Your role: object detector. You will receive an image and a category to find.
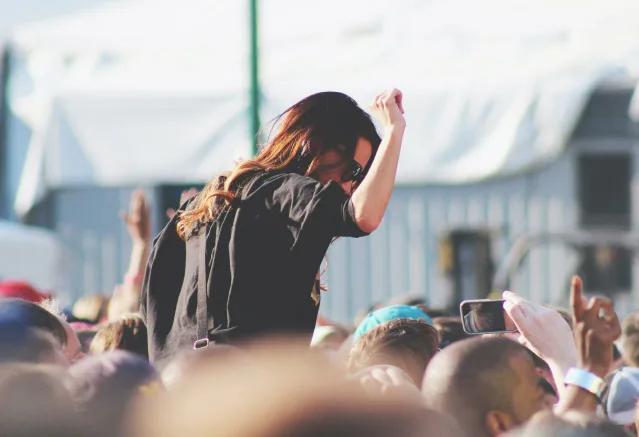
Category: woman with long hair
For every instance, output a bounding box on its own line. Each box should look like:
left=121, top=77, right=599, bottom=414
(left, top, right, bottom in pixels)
left=141, top=89, right=406, bottom=365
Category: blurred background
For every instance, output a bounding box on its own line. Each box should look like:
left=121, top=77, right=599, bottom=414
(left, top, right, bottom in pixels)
left=3, top=0, right=639, bottom=323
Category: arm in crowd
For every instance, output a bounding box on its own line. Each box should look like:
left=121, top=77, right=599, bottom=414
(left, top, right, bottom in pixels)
left=554, top=276, right=621, bottom=415
left=108, top=189, right=151, bottom=320
left=350, top=89, right=405, bottom=233
left=503, top=290, right=577, bottom=400
left=121, top=189, right=151, bottom=285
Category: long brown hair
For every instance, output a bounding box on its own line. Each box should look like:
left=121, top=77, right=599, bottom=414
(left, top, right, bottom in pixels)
left=177, top=91, right=381, bottom=239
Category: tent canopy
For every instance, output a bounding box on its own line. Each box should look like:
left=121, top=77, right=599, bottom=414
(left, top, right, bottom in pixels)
left=8, top=0, right=639, bottom=214
left=0, top=220, right=71, bottom=300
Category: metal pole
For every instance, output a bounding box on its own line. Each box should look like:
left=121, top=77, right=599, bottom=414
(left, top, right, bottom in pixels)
left=0, top=46, right=11, bottom=219
left=249, top=0, right=260, bottom=156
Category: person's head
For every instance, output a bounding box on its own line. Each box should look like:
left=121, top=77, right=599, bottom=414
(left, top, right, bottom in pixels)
left=506, top=410, right=629, bottom=437
left=0, top=323, right=68, bottom=365
left=177, top=91, right=381, bottom=239
left=0, top=363, right=81, bottom=436
left=0, top=298, right=67, bottom=348
left=39, top=299, right=85, bottom=364
left=526, top=350, right=559, bottom=408
left=90, top=313, right=148, bottom=359
left=431, top=316, right=471, bottom=348
left=622, top=312, right=639, bottom=367
left=348, top=319, right=439, bottom=386
left=67, top=350, right=159, bottom=437
left=353, top=304, right=434, bottom=342
left=602, top=367, right=639, bottom=431
left=131, top=340, right=457, bottom=437
left=422, top=336, right=547, bottom=437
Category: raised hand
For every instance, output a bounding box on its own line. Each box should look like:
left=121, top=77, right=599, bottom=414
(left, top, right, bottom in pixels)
left=371, top=88, right=405, bottom=129
left=570, top=275, right=621, bottom=378
left=121, top=189, right=151, bottom=244
left=353, top=364, right=422, bottom=402
left=503, top=290, right=576, bottom=397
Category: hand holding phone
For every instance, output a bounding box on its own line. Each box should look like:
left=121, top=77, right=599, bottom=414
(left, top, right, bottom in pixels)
left=503, top=290, right=577, bottom=399
left=459, top=299, right=517, bottom=334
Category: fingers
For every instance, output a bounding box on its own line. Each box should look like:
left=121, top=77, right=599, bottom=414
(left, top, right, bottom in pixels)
left=586, top=296, right=612, bottom=319
left=385, top=366, right=413, bottom=387
left=570, top=275, right=584, bottom=324
left=589, top=298, right=621, bottom=340
left=503, top=301, right=528, bottom=335
left=574, top=321, right=587, bottom=361
left=502, top=290, right=527, bottom=305
left=390, top=89, right=404, bottom=114
left=373, top=89, right=404, bottom=111
left=503, top=291, right=531, bottom=333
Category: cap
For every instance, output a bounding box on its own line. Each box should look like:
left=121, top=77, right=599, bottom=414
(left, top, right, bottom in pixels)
left=0, top=281, right=50, bottom=303
left=353, top=305, right=433, bottom=341
left=603, top=367, right=639, bottom=425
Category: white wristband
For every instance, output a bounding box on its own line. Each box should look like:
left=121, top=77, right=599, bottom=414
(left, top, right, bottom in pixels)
left=564, top=367, right=606, bottom=399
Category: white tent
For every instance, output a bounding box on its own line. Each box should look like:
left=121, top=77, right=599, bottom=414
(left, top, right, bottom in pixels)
left=0, top=220, right=71, bottom=301
left=8, top=0, right=639, bottom=215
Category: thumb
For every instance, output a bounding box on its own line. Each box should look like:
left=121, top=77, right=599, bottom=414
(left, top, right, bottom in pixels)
left=394, top=92, right=404, bottom=114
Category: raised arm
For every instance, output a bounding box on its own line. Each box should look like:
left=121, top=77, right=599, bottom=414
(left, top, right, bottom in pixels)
left=350, top=89, right=405, bottom=233
left=555, top=276, right=621, bottom=414
left=121, top=189, right=151, bottom=285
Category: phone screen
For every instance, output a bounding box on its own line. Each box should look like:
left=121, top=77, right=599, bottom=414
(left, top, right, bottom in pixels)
left=459, top=299, right=517, bottom=334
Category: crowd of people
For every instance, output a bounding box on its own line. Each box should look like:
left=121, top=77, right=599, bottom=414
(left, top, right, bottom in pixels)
left=2, top=89, right=639, bottom=437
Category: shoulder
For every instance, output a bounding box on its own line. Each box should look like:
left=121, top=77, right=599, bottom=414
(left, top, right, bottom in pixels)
left=244, top=172, right=324, bottom=198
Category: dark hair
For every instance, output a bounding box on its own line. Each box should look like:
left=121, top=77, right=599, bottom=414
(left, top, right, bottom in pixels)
left=177, top=91, right=381, bottom=239
left=347, top=319, right=439, bottom=386
left=90, top=314, right=148, bottom=359
left=431, top=316, right=470, bottom=348
left=0, top=298, right=67, bottom=346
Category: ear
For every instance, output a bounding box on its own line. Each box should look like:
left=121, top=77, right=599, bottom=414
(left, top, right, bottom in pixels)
left=485, top=410, right=516, bottom=437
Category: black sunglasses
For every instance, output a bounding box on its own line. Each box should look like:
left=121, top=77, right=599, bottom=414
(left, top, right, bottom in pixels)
left=341, top=160, right=365, bottom=184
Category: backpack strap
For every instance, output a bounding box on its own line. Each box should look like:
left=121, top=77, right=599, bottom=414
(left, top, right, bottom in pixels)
left=193, top=227, right=211, bottom=349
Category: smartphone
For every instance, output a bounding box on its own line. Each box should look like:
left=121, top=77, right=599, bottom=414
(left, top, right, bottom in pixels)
left=459, top=299, right=517, bottom=334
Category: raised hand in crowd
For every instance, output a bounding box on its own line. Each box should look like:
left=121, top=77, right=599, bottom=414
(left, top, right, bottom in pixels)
left=109, top=189, right=152, bottom=320
left=120, top=189, right=151, bottom=244
left=353, top=364, right=423, bottom=403
left=571, top=275, right=621, bottom=378
left=503, top=290, right=577, bottom=399
left=556, top=275, right=621, bottom=414
left=348, top=89, right=405, bottom=232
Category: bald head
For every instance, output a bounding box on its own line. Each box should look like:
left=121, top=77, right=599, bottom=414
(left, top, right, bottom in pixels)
left=422, top=337, right=545, bottom=437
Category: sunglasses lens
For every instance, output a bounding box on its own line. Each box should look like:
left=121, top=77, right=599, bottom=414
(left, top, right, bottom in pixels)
left=343, top=161, right=363, bottom=183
